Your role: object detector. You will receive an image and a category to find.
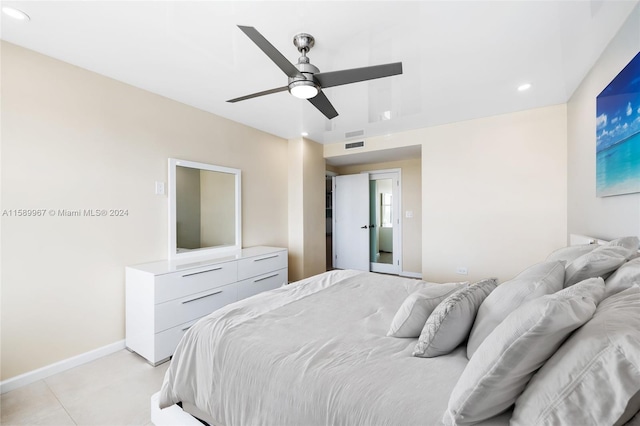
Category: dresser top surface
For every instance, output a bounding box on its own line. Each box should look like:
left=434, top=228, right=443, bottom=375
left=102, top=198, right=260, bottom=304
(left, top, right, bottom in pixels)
left=127, top=246, right=286, bottom=275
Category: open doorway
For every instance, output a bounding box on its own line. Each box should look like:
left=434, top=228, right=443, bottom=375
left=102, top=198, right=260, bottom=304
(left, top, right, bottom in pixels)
left=331, top=169, right=401, bottom=275
left=325, top=144, right=422, bottom=277
left=325, top=171, right=336, bottom=271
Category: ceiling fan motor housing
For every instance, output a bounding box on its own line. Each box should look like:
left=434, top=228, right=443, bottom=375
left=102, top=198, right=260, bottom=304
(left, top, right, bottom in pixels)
left=288, top=33, right=320, bottom=96
left=289, top=56, right=320, bottom=96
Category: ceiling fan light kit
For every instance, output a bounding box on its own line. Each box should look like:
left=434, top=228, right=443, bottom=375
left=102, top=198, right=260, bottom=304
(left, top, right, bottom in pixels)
left=289, top=81, right=319, bottom=99
left=228, top=26, right=403, bottom=120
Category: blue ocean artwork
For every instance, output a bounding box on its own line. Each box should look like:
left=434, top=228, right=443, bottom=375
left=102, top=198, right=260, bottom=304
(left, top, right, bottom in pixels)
left=596, top=51, right=640, bottom=197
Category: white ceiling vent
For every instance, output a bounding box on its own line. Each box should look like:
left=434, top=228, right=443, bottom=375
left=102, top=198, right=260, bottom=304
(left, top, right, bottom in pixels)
left=345, top=141, right=365, bottom=150
left=345, top=129, right=365, bottom=139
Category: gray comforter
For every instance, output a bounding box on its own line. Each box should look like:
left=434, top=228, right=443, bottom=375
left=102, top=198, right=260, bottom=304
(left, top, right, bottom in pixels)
left=159, top=269, right=510, bottom=425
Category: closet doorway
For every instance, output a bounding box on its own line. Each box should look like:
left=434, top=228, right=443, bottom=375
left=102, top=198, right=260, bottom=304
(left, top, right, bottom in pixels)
left=332, top=169, right=401, bottom=275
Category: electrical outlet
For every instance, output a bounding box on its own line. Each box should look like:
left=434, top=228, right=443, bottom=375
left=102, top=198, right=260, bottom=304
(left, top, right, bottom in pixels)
left=456, top=266, right=468, bottom=275
left=155, top=181, right=165, bottom=195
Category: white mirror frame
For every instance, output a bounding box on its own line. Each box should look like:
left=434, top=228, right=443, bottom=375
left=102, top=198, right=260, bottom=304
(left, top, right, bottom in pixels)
left=168, top=158, right=242, bottom=260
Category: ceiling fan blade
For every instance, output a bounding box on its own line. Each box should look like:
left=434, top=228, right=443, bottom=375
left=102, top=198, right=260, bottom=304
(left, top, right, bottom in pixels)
left=308, top=90, right=338, bottom=119
left=315, top=62, right=403, bottom=88
left=227, top=86, right=289, bottom=103
left=237, top=26, right=301, bottom=79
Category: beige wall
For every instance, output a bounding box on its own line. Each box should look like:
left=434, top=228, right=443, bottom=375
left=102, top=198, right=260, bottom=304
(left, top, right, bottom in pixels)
left=335, top=158, right=422, bottom=275
left=200, top=170, right=236, bottom=247
left=567, top=4, right=640, bottom=240
left=288, top=138, right=326, bottom=281
left=326, top=104, right=568, bottom=283
left=0, top=42, right=289, bottom=380
left=176, top=166, right=201, bottom=249
left=419, top=105, right=567, bottom=282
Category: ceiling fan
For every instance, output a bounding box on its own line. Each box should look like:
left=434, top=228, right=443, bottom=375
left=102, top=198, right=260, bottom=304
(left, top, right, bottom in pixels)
left=227, top=26, right=403, bottom=119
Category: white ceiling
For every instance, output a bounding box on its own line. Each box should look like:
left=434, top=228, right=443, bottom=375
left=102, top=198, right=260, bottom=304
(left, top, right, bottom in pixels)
left=1, top=1, right=638, bottom=146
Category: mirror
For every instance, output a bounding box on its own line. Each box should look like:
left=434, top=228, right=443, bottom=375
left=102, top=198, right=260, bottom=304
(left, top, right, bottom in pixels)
left=168, top=158, right=241, bottom=259
left=369, top=178, right=394, bottom=265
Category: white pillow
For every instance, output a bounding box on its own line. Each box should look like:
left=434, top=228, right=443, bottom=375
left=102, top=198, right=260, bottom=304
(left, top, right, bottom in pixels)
left=511, top=285, right=640, bottom=426
left=605, top=257, right=640, bottom=298
left=546, top=244, right=598, bottom=263
left=413, top=278, right=497, bottom=358
left=387, top=282, right=468, bottom=338
left=443, top=277, right=605, bottom=426
left=466, top=261, right=565, bottom=359
left=564, top=241, right=637, bottom=287
left=608, top=236, right=640, bottom=252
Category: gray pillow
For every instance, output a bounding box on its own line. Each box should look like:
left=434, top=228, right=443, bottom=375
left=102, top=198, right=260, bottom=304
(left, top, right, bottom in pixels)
left=445, top=278, right=605, bottom=426
left=605, top=257, right=640, bottom=298
left=511, top=285, right=640, bottom=426
left=546, top=244, right=598, bottom=263
left=466, top=261, right=565, bottom=359
left=564, top=238, right=638, bottom=287
left=387, top=282, right=468, bottom=338
left=608, top=236, right=640, bottom=252
left=413, top=278, right=497, bottom=358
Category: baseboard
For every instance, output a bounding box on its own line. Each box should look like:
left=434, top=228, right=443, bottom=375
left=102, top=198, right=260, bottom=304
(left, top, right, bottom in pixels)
left=400, top=271, right=422, bottom=279
left=0, top=339, right=126, bottom=394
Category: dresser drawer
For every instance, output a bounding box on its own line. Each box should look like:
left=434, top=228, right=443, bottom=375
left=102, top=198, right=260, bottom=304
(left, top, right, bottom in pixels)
left=155, top=262, right=237, bottom=304
left=237, top=268, right=287, bottom=300
left=155, top=282, right=238, bottom=332
left=154, top=318, right=199, bottom=364
left=237, top=250, right=287, bottom=280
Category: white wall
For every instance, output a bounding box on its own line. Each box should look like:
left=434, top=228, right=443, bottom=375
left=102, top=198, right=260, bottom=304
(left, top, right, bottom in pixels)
left=326, top=104, right=568, bottom=283
left=0, top=42, right=289, bottom=380
left=567, top=4, right=640, bottom=240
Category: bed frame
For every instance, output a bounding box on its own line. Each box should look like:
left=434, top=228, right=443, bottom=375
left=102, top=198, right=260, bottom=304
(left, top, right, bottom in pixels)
left=151, top=392, right=204, bottom=426
left=149, top=233, right=625, bottom=426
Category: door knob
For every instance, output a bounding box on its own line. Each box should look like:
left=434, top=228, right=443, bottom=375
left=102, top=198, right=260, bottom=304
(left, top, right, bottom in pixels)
left=361, top=225, right=369, bottom=229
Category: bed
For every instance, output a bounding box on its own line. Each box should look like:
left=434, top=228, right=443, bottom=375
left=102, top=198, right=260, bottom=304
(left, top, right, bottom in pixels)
left=153, top=235, right=640, bottom=426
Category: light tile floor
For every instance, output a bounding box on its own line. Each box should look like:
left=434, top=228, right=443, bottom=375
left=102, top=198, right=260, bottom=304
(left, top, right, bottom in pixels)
left=1, top=350, right=169, bottom=426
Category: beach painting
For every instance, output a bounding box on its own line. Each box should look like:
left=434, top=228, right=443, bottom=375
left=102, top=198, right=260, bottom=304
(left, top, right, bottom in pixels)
left=596, top=51, right=640, bottom=197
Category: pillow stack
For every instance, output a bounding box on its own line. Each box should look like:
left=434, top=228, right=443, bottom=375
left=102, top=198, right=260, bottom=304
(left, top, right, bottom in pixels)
left=439, top=236, right=640, bottom=425
left=443, top=278, right=606, bottom=425
left=387, top=236, right=639, bottom=424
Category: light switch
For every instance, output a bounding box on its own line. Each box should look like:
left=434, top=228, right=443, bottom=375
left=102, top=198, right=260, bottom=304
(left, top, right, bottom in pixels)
left=155, top=181, right=165, bottom=195
left=405, top=210, right=413, bottom=218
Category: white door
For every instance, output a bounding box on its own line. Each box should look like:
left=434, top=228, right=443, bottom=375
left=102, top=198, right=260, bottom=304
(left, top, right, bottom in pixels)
left=333, top=174, right=370, bottom=271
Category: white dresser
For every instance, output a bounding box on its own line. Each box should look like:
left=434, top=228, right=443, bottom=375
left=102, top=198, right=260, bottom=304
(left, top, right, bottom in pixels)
left=125, top=246, right=288, bottom=365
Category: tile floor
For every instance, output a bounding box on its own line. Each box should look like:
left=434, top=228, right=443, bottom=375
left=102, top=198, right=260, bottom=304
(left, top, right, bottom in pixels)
left=1, top=350, right=169, bottom=426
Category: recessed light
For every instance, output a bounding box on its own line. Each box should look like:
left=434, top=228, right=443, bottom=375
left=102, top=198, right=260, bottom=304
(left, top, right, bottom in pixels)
left=2, top=6, right=30, bottom=21
left=517, top=83, right=532, bottom=92
left=301, top=132, right=309, bottom=137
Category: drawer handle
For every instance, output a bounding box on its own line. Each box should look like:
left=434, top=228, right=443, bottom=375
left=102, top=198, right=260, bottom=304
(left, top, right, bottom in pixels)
left=182, top=267, right=222, bottom=277
left=181, top=290, right=223, bottom=304
left=182, top=325, right=193, bottom=332
left=254, top=273, right=279, bottom=283
left=254, top=255, right=279, bottom=262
